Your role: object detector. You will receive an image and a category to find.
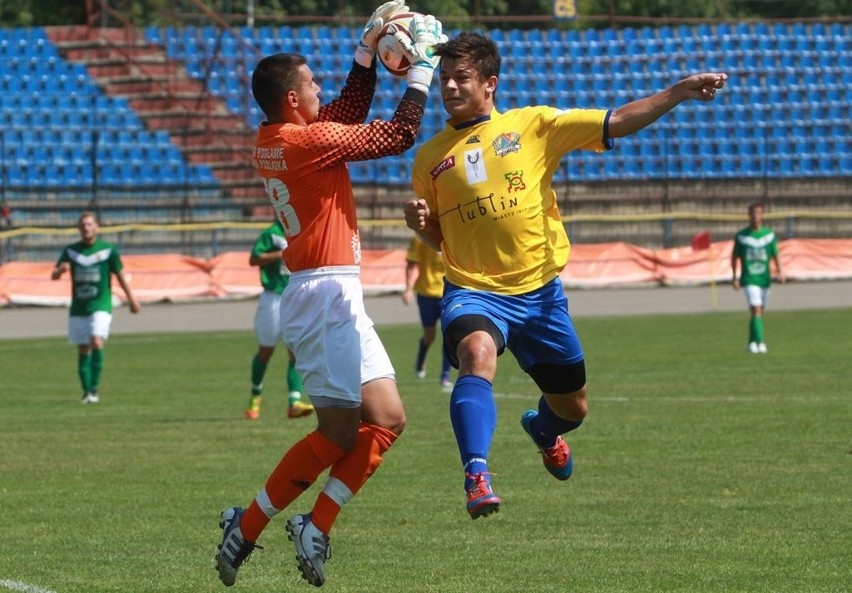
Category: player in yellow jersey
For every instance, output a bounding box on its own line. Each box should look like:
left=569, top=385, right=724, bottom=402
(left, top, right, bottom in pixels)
left=405, top=32, right=727, bottom=519
left=403, top=235, right=453, bottom=390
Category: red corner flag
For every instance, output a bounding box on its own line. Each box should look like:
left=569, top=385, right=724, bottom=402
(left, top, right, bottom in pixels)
left=691, top=231, right=712, bottom=251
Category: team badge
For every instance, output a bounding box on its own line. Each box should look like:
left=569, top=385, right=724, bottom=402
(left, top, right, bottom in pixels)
left=492, top=132, right=521, bottom=157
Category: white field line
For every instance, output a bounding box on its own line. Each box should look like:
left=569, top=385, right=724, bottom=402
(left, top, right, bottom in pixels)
left=0, top=581, right=59, bottom=593
left=493, top=391, right=629, bottom=402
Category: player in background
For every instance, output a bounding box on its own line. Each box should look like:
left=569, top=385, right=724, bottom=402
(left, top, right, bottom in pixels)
left=402, top=234, right=453, bottom=390
left=246, top=219, right=314, bottom=420
left=731, top=202, right=785, bottom=353
left=405, top=32, right=727, bottom=519
left=215, top=2, right=445, bottom=588
left=51, top=211, right=140, bottom=403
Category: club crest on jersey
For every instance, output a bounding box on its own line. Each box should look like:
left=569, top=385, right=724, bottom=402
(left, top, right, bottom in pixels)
left=505, top=170, right=525, bottom=192
left=430, top=155, right=456, bottom=180
left=492, top=132, right=521, bottom=157
left=465, top=135, right=480, bottom=144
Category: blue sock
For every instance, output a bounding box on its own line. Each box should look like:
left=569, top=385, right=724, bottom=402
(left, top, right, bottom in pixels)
left=415, top=337, right=428, bottom=372
left=530, top=396, right=583, bottom=448
left=449, top=375, right=496, bottom=489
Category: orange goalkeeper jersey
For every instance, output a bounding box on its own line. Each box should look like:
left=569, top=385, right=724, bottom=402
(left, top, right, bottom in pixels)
left=253, top=63, right=425, bottom=272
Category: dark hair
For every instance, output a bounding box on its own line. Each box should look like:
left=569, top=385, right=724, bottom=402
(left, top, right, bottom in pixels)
left=251, top=53, right=308, bottom=119
left=748, top=202, right=764, bottom=214
left=434, top=32, right=501, bottom=81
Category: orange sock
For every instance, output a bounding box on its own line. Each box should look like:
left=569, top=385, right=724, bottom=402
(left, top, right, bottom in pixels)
left=240, top=430, right=344, bottom=542
left=311, top=423, right=398, bottom=534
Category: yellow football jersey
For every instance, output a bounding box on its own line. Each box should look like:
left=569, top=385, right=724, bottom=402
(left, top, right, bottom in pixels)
left=412, top=107, right=610, bottom=295
left=405, top=236, right=445, bottom=298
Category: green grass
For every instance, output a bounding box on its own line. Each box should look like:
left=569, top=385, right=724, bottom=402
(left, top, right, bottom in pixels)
left=1, top=309, right=850, bottom=593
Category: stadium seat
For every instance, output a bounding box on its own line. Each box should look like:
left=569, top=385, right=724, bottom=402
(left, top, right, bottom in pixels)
left=4, top=22, right=848, bottom=188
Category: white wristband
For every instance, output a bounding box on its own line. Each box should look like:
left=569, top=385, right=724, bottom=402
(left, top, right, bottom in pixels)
left=355, top=45, right=375, bottom=68
left=406, top=65, right=434, bottom=94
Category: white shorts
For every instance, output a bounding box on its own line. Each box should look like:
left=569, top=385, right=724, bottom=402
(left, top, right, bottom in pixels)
left=68, top=311, right=112, bottom=345
left=254, top=290, right=284, bottom=347
left=281, top=266, right=395, bottom=408
left=743, top=285, right=770, bottom=308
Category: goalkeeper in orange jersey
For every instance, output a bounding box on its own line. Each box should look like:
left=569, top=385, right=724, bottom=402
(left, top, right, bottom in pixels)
left=215, top=1, right=446, bottom=588
left=405, top=32, right=727, bottom=519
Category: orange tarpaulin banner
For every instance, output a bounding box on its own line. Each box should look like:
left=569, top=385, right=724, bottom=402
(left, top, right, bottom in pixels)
left=207, top=251, right=262, bottom=297
left=0, top=261, right=70, bottom=307
left=119, top=254, right=214, bottom=300
left=560, top=242, right=661, bottom=286
left=780, top=238, right=852, bottom=281
left=2, top=239, right=851, bottom=307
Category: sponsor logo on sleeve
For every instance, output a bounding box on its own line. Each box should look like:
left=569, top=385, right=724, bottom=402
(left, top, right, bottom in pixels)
left=430, top=155, right=456, bottom=180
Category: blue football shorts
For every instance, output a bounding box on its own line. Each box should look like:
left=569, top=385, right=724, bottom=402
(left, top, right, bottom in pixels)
left=441, top=276, right=584, bottom=372
left=416, top=293, right=442, bottom=328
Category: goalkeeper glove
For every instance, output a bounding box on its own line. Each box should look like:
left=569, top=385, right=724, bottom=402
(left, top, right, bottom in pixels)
left=396, top=14, right=448, bottom=94
left=355, top=0, right=409, bottom=68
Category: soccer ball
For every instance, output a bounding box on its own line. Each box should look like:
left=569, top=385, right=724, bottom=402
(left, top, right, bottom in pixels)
left=376, top=12, right=420, bottom=77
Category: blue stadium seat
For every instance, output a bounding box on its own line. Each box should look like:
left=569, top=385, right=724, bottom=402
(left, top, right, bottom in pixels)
left=9, top=21, right=836, bottom=187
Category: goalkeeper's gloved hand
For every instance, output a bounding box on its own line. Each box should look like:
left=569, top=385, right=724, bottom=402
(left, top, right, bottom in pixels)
left=355, top=0, right=409, bottom=68
left=396, top=14, right=448, bottom=94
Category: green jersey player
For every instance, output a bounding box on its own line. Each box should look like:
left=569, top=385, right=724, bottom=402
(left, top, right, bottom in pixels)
left=246, top=220, right=313, bottom=420
left=51, top=212, right=140, bottom=403
left=731, top=203, right=786, bottom=353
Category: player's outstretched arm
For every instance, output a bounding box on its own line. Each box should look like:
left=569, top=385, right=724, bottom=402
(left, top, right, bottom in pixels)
left=355, top=0, right=409, bottom=68
left=322, top=1, right=409, bottom=125
left=608, top=72, right=727, bottom=138
left=396, top=14, right=448, bottom=94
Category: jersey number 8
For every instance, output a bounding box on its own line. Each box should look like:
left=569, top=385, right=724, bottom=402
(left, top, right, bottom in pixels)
left=264, top=177, right=301, bottom=237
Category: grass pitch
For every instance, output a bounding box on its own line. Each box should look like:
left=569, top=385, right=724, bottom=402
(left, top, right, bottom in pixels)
left=1, top=308, right=850, bottom=593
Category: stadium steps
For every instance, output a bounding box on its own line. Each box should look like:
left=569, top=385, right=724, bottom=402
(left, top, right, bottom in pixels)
left=44, top=25, right=263, bottom=206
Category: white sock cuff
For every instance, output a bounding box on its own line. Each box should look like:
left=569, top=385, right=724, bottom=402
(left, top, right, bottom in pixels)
left=463, top=457, right=488, bottom=470
left=255, top=488, right=280, bottom=518
left=322, top=477, right=354, bottom=507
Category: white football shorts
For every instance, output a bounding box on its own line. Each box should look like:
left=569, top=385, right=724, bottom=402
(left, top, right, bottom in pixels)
left=68, top=311, right=112, bottom=344
left=281, top=266, right=395, bottom=408
left=743, top=285, right=770, bottom=308
left=254, top=289, right=284, bottom=347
